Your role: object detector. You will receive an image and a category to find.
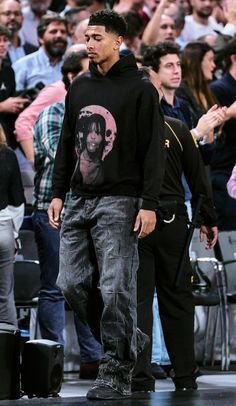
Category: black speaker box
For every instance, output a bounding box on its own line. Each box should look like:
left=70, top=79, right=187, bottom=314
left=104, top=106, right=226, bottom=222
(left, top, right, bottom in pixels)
left=0, top=325, right=21, bottom=400
left=21, top=339, right=64, bottom=398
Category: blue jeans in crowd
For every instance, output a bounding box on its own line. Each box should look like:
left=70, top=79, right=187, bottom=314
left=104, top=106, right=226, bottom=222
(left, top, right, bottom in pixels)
left=152, top=292, right=170, bottom=365
left=57, top=195, right=140, bottom=395
left=74, top=316, right=102, bottom=363
left=32, top=210, right=65, bottom=345
left=32, top=210, right=102, bottom=362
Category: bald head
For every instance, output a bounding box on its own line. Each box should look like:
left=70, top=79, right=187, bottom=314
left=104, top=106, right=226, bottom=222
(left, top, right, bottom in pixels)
left=0, top=0, right=23, bottom=35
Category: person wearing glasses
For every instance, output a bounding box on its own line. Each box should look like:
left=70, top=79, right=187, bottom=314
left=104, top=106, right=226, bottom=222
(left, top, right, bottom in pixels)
left=0, top=0, right=37, bottom=65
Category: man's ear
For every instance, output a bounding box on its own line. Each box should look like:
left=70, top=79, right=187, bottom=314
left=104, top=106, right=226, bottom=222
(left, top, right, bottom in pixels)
left=113, top=35, right=123, bottom=50
left=230, top=54, right=236, bottom=65
left=38, top=37, right=44, bottom=46
left=67, top=72, right=74, bottom=84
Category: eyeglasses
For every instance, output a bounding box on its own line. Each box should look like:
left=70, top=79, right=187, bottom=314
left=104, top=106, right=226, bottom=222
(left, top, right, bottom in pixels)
left=0, top=11, right=22, bottom=17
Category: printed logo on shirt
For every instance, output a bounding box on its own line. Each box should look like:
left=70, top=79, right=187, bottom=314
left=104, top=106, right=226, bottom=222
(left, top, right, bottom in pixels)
left=75, top=105, right=117, bottom=185
left=165, top=139, right=170, bottom=148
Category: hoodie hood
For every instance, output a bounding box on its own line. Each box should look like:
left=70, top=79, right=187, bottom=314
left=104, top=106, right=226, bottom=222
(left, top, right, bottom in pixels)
left=89, top=53, right=138, bottom=78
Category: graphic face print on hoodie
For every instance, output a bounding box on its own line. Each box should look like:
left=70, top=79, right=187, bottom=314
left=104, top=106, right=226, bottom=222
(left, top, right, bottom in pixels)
left=76, top=105, right=117, bottom=185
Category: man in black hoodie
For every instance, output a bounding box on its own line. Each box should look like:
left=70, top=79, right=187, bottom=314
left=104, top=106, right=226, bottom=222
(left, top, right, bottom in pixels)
left=48, top=9, right=165, bottom=400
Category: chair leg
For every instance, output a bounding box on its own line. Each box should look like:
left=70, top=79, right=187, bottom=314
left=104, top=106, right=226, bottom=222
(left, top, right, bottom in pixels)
left=29, top=307, right=39, bottom=340
left=202, top=305, right=218, bottom=367
left=202, top=306, right=210, bottom=366
left=215, top=262, right=230, bottom=371
left=210, top=306, right=219, bottom=367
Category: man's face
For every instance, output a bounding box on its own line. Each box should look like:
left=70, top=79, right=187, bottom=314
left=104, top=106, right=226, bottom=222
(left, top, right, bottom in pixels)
left=0, top=34, right=9, bottom=58
left=176, top=0, right=191, bottom=14
left=201, top=49, right=215, bottom=81
left=40, top=22, right=68, bottom=58
left=74, top=18, right=89, bottom=44
left=0, top=0, right=23, bottom=35
left=29, top=0, right=52, bottom=14
left=67, top=10, right=90, bottom=37
left=144, top=0, right=159, bottom=12
left=157, top=54, right=182, bottom=91
left=158, top=15, right=175, bottom=42
left=85, top=25, right=121, bottom=66
left=191, top=0, right=214, bottom=18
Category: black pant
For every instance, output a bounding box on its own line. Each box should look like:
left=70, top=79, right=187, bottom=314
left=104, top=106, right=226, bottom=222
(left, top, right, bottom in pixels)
left=132, top=214, right=197, bottom=390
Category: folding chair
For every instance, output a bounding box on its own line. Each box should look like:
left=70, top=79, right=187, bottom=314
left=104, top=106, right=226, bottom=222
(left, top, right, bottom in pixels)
left=191, top=230, right=230, bottom=370
left=14, top=260, right=41, bottom=339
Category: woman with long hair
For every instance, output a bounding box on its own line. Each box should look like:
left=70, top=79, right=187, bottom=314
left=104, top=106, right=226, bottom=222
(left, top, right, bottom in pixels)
left=177, top=41, right=236, bottom=230
left=0, top=125, right=25, bottom=327
left=176, top=41, right=219, bottom=128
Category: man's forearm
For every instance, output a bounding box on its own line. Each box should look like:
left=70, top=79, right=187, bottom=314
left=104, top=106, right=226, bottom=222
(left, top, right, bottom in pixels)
left=19, top=139, right=34, bottom=163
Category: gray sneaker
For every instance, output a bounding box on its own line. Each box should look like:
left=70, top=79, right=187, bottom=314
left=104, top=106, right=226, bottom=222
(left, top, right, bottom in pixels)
left=86, top=384, right=131, bottom=400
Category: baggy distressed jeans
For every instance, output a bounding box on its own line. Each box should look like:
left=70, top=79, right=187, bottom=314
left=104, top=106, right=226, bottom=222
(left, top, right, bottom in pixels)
left=57, top=196, right=140, bottom=393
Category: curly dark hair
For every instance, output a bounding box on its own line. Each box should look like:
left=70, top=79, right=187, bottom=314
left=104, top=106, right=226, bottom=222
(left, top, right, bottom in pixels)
left=88, top=9, right=127, bottom=37
left=142, top=42, right=181, bottom=72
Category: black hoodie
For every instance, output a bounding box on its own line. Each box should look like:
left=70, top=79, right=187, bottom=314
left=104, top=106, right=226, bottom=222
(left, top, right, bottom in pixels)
left=52, top=54, right=165, bottom=211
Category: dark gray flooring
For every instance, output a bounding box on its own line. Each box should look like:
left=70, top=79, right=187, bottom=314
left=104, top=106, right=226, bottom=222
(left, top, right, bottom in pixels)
left=1, top=369, right=236, bottom=405
left=2, top=390, right=236, bottom=406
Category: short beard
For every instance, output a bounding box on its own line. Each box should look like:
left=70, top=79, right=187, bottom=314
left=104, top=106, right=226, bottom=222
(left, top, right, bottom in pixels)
left=7, top=24, right=21, bottom=37
left=196, top=9, right=212, bottom=19
left=31, top=4, right=49, bottom=14
left=44, top=41, right=67, bottom=58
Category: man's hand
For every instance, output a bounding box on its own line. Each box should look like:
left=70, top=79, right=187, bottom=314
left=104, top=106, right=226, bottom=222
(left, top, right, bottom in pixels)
left=134, top=209, right=156, bottom=239
left=199, top=225, right=218, bottom=249
left=224, top=0, right=236, bottom=24
left=0, top=97, right=28, bottom=114
left=48, top=198, right=63, bottom=229
left=195, top=105, right=227, bottom=143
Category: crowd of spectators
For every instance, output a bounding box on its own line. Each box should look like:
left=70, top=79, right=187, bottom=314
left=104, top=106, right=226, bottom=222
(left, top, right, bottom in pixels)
left=0, top=0, right=236, bottom=379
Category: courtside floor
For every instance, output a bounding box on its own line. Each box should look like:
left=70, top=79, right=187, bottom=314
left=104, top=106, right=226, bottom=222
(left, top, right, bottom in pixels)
left=1, top=368, right=236, bottom=405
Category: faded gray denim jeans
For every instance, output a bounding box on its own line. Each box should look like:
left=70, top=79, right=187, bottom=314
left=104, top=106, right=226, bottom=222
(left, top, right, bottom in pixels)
left=0, top=219, right=17, bottom=327
left=57, top=196, right=140, bottom=393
